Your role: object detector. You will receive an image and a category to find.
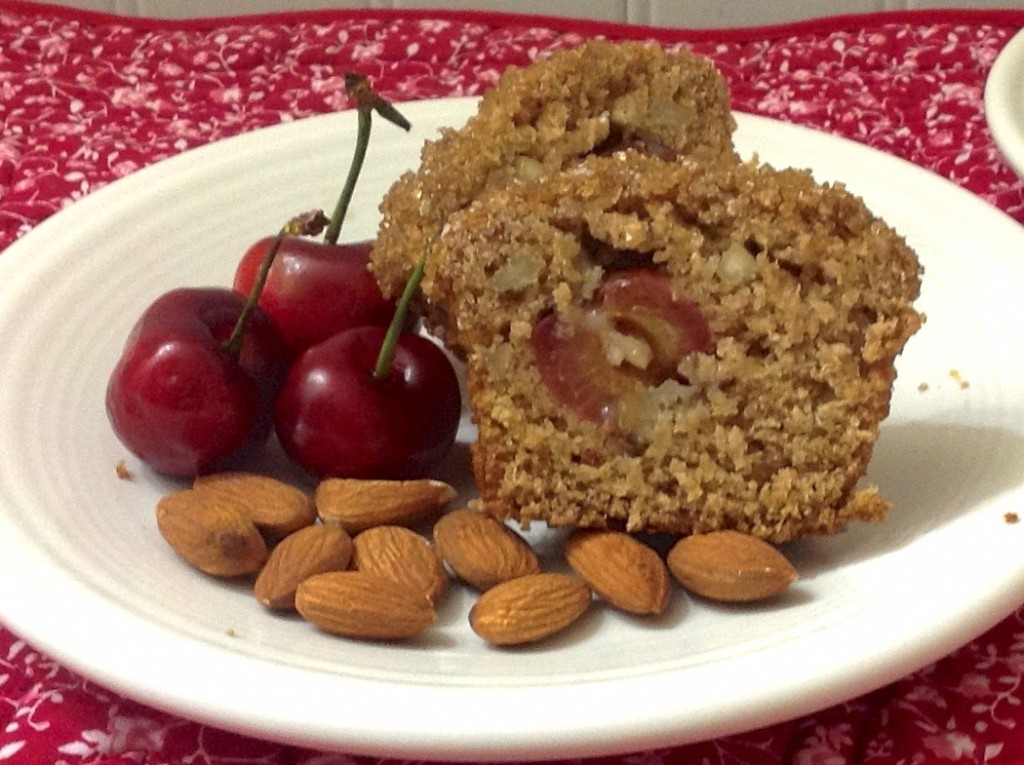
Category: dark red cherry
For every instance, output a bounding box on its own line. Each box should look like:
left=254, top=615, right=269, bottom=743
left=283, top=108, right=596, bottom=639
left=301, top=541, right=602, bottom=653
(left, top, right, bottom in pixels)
left=233, top=236, right=394, bottom=356
left=274, top=326, right=461, bottom=480
left=106, top=287, right=289, bottom=476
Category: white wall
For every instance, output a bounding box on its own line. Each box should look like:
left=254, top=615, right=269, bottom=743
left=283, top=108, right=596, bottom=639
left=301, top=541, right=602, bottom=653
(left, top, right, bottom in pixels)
left=26, top=0, right=1024, bottom=26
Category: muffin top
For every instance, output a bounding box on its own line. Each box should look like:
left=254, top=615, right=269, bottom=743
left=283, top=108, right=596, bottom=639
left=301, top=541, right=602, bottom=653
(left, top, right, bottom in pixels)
left=372, top=40, right=737, bottom=309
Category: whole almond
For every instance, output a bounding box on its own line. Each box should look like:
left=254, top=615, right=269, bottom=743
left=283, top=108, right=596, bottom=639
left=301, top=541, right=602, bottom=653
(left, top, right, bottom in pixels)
left=295, top=571, right=436, bottom=640
left=432, top=508, right=539, bottom=590
left=315, top=478, right=456, bottom=533
left=193, top=472, right=316, bottom=538
left=254, top=524, right=353, bottom=610
left=156, top=489, right=268, bottom=577
left=469, top=573, right=591, bottom=646
left=352, top=526, right=447, bottom=605
left=666, top=530, right=797, bottom=602
left=564, top=529, right=672, bottom=615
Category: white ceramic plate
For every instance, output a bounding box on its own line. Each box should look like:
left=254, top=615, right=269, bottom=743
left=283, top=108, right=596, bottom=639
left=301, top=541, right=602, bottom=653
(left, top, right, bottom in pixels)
left=2, top=98, right=1024, bottom=761
left=986, top=27, right=1024, bottom=179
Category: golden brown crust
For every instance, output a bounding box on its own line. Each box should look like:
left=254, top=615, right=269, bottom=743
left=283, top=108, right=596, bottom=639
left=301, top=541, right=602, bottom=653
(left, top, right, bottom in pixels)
left=372, top=40, right=737, bottom=319
left=435, top=154, right=922, bottom=542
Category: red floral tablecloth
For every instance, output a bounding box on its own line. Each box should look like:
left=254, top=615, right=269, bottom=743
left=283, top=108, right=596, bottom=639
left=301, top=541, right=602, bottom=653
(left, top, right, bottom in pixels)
left=1, top=2, right=1023, bottom=763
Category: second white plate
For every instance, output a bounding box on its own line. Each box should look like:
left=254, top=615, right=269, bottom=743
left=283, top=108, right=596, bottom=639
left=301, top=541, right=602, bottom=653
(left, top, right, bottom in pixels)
left=1, top=98, right=1024, bottom=761
left=986, top=27, right=1024, bottom=179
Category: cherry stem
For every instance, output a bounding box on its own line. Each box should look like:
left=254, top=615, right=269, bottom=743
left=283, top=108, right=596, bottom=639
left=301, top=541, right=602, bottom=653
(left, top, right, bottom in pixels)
left=323, top=72, right=411, bottom=246
left=323, top=108, right=369, bottom=246
left=372, top=253, right=425, bottom=380
left=224, top=210, right=329, bottom=359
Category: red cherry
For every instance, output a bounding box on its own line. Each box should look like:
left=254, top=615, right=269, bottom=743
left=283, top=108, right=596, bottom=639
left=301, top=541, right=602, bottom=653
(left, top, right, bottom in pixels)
left=531, top=269, right=714, bottom=423
left=233, top=236, right=394, bottom=356
left=106, top=287, right=289, bottom=476
left=274, top=326, right=461, bottom=480
left=600, top=268, right=715, bottom=374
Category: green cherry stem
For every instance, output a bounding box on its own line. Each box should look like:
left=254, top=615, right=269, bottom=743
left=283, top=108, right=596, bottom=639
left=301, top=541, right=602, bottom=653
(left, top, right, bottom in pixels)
left=372, top=253, right=426, bottom=381
left=323, top=72, right=411, bottom=246
left=223, top=210, right=329, bottom=359
left=323, top=106, right=369, bottom=246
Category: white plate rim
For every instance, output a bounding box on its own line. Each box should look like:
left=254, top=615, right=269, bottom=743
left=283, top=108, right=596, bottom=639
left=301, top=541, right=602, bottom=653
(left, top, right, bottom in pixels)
left=0, top=97, right=1023, bottom=761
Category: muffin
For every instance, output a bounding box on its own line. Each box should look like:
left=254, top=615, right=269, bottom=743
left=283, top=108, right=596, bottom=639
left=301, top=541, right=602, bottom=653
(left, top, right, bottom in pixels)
left=428, top=153, right=923, bottom=542
left=372, top=39, right=737, bottom=340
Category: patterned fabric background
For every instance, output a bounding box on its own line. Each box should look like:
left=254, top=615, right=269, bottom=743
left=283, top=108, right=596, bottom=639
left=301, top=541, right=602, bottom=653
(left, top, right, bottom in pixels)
left=1, top=3, right=1023, bottom=763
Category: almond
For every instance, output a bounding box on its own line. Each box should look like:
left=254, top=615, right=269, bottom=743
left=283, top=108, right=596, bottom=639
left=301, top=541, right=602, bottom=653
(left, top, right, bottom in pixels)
left=254, top=524, right=353, bottom=610
left=469, top=573, right=591, bottom=646
left=193, top=471, right=316, bottom=538
left=432, top=508, right=540, bottom=590
left=352, top=526, right=447, bottom=605
left=315, top=478, right=456, bottom=533
left=156, top=489, right=268, bottom=577
left=564, top=529, right=672, bottom=615
left=666, top=530, right=798, bottom=602
left=295, top=571, right=436, bottom=640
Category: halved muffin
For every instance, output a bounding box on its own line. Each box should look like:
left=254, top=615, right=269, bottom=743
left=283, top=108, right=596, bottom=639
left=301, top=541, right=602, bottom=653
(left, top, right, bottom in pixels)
left=429, top=153, right=923, bottom=542
left=372, top=39, right=737, bottom=342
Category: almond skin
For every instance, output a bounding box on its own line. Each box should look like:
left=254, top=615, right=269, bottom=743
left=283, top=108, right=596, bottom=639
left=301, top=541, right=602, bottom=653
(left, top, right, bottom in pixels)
left=666, top=530, right=798, bottom=602
left=352, top=526, right=448, bottom=606
left=315, top=478, right=456, bottom=533
left=156, top=489, right=268, bottom=577
left=564, top=529, right=672, bottom=615
left=295, top=571, right=436, bottom=640
left=193, top=471, right=316, bottom=538
left=432, top=508, right=539, bottom=590
left=469, top=573, right=591, bottom=646
left=254, top=524, right=353, bottom=610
